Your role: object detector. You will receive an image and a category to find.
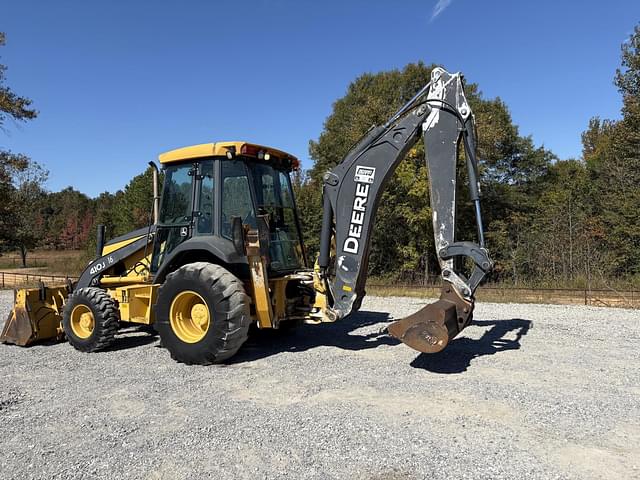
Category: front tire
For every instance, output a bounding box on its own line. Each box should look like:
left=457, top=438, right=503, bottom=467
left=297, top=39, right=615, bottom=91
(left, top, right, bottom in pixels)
left=155, top=262, right=251, bottom=365
left=62, top=287, right=120, bottom=352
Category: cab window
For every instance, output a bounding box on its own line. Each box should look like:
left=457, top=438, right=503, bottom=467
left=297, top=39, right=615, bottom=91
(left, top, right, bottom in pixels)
left=221, top=160, right=255, bottom=239
left=196, top=160, right=214, bottom=235
left=152, top=163, right=194, bottom=272
left=248, top=163, right=304, bottom=271
left=159, top=164, right=192, bottom=225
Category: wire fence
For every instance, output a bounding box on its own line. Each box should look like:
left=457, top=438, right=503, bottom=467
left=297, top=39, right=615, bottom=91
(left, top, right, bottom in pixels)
left=0, top=270, right=638, bottom=309
left=0, top=271, right=77, bottom=289
left=0, top=257, right=54, bottom=268
left=366, top=282, right=640, bottom=309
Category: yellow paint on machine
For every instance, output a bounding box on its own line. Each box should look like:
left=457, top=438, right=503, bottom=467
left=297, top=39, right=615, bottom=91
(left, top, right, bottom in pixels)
left=249, top=256, right=273, bottom=328
left=108, top=284, right=158, bottom=325
left=0, top=286, right=66, bottom=346
left=102, top=235, right=145, bottom=255
left=169, top=290, right=210, bottom=343
left=271, top=278, right=287, bottom=323
left=158, top=141, right=299, bottom=169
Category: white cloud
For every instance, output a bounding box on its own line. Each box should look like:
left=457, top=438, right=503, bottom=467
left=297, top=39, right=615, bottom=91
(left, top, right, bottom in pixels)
left=431, top=0, right=454, bottom=21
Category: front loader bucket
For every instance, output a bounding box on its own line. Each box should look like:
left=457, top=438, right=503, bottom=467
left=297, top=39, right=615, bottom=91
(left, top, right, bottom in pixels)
left=387, top=286, right=474, bottom=354
left=0, top=286, right=67, bottom=346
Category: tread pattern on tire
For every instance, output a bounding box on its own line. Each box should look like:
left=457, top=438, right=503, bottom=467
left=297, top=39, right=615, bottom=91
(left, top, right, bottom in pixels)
left=156, top=262, right=251, bottom=365
left=62, top=287, right=120, bottom=352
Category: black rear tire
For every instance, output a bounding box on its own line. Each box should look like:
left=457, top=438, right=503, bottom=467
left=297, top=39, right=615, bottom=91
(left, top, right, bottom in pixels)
left=62, top=287, right=120, bottom=352
left=155, top=262, right=251, bottom=365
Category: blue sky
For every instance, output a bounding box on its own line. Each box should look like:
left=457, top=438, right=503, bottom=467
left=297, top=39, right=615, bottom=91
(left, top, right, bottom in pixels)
left=2, top=0, right=639, bottom=197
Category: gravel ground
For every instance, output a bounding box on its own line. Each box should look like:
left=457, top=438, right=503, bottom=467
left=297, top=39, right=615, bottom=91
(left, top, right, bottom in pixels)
left=0, top=290, right=638, bottom=480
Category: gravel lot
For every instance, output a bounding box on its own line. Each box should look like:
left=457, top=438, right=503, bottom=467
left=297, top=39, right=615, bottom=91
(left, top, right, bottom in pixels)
left=0, top=290, right=638, bottom=480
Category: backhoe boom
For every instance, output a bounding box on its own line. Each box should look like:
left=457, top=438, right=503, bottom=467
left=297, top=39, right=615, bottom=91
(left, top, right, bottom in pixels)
left=318, top=67, right=493, bottom=353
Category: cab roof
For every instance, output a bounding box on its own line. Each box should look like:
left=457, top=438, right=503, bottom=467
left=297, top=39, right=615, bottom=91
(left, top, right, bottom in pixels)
left=158, top=141, right=300, bottom=170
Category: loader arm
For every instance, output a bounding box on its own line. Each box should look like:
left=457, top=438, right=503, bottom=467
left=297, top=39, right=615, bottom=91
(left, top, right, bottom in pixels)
left=318, top=67, right=493, bottom=353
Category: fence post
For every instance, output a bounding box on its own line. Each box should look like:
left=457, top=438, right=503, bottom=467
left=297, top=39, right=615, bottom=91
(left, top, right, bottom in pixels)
left=584, top=287, right=587, bottom=306
left=1, top=272, right=3, bottom=289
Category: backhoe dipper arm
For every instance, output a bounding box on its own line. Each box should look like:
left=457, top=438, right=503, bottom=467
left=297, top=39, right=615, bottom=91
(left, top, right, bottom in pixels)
left=318, top=67, right=493, bottom=353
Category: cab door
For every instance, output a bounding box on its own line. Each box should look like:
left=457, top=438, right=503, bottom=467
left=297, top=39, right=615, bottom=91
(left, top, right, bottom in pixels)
left=151, top=162, right=200, bottom=272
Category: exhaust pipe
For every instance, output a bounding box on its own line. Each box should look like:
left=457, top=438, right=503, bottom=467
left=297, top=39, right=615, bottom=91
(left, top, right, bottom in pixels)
left=148, top=161, right=160, bottom=224
left=96, top=224, right=106, bottom=257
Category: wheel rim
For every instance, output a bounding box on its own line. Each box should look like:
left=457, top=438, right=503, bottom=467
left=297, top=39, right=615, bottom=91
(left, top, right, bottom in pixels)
left=169, top=290, right=211, bottom=343
left=70, top=304, right=95, bottom=339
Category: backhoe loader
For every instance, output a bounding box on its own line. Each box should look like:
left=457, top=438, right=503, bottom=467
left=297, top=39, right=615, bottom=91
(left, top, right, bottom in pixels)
left=1, top=67, right=493, bottom=364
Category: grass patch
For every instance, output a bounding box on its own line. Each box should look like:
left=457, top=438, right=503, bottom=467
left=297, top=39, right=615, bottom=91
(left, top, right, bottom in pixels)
left=0, top=249, right=89, bottom=276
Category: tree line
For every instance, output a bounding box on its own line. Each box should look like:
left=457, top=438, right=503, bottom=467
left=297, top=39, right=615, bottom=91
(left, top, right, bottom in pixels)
left=1, top=27, right=639, bottom=287
left=295, top=26, right=640, bottom=287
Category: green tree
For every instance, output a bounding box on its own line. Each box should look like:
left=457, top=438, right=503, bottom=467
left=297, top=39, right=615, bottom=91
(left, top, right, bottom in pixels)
left=0, top=152, right=28, bottom=241
left=582, top=25, right=640, bottom=276
left=0, top=33, right=41, bottom=264
left=4, top=159, right=48, bottom=266
left=616, top=25, right=640, bottom=100
left=291, top=169, right=322, bottom=258
left=304, top=63, right=436, bottom=277
left=111, top=167, right=157, bottom=237
left=302, top=62, right=554, bottom=281
left=0, top=32, right=37, bottom=129
left=528, top=160, right=605, bottom=285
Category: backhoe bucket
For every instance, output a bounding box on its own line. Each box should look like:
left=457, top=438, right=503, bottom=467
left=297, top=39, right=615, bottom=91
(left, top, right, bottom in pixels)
left=0, top=286, right=67, bottom=346
left=387, top=286, right=474, bottom=354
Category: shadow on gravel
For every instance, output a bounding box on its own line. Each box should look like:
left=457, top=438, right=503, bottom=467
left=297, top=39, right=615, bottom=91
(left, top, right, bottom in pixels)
left=106, top=327, right=158, bottom=352
left=410, top=318, right=532, bottom=374
left=228, top=310, right=399, bottom=364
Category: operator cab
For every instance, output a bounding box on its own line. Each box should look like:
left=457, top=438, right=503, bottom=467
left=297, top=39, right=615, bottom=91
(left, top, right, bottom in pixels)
left=152, top=141, right=305, bottom=276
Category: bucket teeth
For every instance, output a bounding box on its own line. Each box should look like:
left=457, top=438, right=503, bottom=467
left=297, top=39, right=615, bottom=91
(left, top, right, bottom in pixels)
left=387, top=286, right=474, bottom=354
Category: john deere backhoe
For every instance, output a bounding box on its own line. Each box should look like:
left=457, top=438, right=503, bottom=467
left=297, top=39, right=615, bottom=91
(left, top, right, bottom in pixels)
left=1, top=68, right=493, bottom=364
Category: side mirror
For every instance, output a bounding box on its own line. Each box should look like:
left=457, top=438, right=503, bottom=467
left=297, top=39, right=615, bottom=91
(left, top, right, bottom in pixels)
left=231, top=217, right=245, bottom=256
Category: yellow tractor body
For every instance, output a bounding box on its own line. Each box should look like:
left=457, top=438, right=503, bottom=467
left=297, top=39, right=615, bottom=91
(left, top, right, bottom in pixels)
left=1, top=140, right=330, bottom=362
left=2, top=70, right=494, bottom=363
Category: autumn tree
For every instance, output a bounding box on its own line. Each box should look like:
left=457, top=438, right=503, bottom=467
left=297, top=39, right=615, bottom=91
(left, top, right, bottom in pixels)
left=41, top=187, right=94, bottom=249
